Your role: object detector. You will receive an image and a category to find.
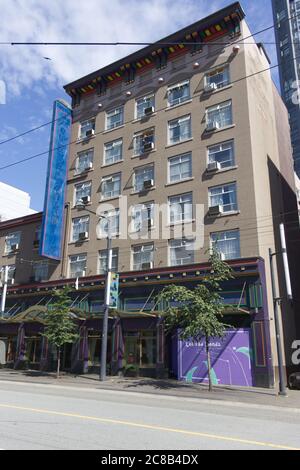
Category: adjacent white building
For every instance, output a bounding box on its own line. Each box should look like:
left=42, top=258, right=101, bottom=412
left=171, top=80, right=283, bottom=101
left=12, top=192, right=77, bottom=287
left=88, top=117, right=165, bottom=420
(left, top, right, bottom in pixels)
left=0, top=182, right=36, bottom=221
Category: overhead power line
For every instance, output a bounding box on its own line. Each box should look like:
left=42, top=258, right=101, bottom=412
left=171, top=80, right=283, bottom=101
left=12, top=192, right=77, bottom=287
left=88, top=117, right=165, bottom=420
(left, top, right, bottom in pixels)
left=1, top=9, right=299, bottom=148
left=2, top=50, right=300, bottom=172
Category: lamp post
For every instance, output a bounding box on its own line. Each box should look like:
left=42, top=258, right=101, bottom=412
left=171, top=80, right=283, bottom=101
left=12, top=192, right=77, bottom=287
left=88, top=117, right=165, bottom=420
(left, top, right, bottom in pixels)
left=268, top=223, right=293, bottom=397
left=76, top=202, right=112, bottom=381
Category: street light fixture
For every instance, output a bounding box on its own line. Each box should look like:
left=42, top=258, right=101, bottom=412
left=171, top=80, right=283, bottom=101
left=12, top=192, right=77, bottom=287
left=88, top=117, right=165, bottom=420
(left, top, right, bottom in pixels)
left=76, top=200, right=113, bottom=381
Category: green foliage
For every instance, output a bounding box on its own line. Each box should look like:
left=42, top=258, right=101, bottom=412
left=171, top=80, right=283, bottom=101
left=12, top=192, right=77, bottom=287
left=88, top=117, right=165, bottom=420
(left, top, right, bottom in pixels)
left=43, top=288, right=79, bottom=349
left=158, top=250, right=234, bottom=342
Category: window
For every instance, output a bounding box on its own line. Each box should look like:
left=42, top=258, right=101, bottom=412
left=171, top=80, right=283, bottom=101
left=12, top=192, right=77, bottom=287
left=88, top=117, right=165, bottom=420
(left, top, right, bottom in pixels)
left=69, top=254, right=87, bottom=278
left=74, top=182, right=92, bottom=206
left=104, top=139, right=123, bottom=165
left=34, top=225, right=41, bottom=245
left=131, top=202, right=154, bottom=232
left=168, top=115, right=191, bottom=145
left=133, top=129, right=155, bottom=156
left=205, top=66, right=230, bottom=89
left=132, top=244, right=154, bottom=271
left=75, top=149, right=94, bottom=175
left=211, top=230, right=240, bottom=260
left=101, top=173, right=121, bottom=200
left=209, top=183, right=237, bottom=213
left=168, top=153, right=192, bottom=184
left=98, top=248, right=119, bottom=275
left=169, top=239, right=195, bottom=266
left=168, top=81, right=190, bottom=107
left=5, top=232, right=21, bottom=254
left=71, top=216, right=90, bottom=242
left=207, top=141, right=235, bottom=169
left=79, top=119, right=95, bottom=139
left=134, top=165, right=154, bottom=192
left=106, top=107, right=124, bottom=130
left=136, top=95, right=155, bottom=119
left=169, top=193, right=193, bottom=224
left=98, top=210, right=120, bottom=238
left=206, top=101, right=232, bottom=129
left=33, top=261, right=48, bottom=282
left=1, top=265, right=16, bottom=285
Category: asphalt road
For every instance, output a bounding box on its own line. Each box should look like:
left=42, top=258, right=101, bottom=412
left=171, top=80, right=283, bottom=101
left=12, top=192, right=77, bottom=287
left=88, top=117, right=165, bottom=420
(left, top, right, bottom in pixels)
left=0, top=380, right=299, bottom=451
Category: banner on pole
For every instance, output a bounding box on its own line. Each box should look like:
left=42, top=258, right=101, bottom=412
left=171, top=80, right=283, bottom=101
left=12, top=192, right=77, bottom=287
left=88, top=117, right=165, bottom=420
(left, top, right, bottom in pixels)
left=109, top=273, right=119, bottom=309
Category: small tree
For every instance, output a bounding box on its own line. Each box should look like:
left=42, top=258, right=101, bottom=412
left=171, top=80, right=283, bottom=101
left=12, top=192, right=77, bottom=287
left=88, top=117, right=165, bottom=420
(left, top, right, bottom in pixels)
left=159, top=250, right=233, bottom=391
left=43, top=288, right=78, bottom=378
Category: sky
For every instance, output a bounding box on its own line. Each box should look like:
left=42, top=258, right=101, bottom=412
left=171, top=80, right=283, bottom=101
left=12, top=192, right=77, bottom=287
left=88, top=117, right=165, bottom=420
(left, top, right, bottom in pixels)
left=0, top=0, right=277, bottom=212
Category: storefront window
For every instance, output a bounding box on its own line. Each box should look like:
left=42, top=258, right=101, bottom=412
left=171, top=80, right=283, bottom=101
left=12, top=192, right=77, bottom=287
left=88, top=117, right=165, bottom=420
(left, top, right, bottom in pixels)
left=25, top=337, right=41, bottom=364
left=124, top=330, right=157, bottom=368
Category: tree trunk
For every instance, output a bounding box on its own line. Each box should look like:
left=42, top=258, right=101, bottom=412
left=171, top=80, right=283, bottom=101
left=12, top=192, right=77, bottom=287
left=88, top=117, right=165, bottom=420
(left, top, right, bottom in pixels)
left=206, top=335, right=213, bottom=392
left=57, top=347, right=61, bottom=379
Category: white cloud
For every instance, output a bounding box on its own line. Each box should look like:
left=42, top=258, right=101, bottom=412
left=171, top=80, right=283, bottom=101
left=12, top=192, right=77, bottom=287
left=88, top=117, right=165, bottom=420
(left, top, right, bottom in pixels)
left=0, top=0, right=221, bottom=97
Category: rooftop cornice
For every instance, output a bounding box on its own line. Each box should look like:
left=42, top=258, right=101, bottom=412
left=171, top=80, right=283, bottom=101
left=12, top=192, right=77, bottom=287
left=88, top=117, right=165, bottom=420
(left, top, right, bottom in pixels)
left=64, top=2, right=245, bottom=97
left=0, top=212, right=43, bottom=231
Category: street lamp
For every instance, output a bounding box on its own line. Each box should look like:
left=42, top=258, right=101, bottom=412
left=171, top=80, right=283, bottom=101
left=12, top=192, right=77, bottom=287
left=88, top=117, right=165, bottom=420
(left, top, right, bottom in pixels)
left=269, top=223, right=293, bottom=397
left=76, top=201, right=113, bottom=381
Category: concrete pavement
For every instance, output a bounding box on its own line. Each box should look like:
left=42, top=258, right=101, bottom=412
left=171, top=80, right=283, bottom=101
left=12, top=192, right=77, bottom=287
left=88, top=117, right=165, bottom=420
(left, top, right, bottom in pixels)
left=0, top=379, right=300, bottom=450
left=0, top=369, right=299, bottom=411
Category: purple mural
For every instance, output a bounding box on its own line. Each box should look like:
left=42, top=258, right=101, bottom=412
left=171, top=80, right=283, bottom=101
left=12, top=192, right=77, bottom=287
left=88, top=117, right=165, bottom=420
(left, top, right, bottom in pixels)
left=177, top=329, right=254, bottom=387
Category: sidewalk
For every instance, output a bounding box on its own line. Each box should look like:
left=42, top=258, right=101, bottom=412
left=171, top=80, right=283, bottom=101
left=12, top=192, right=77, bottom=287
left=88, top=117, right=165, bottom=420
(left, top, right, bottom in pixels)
left=0, top=368, right=299, bottom=410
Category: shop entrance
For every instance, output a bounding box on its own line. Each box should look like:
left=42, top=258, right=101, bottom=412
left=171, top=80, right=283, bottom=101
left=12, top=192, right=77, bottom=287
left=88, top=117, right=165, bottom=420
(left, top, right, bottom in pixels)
left=124, top=330, right=157, bottom=371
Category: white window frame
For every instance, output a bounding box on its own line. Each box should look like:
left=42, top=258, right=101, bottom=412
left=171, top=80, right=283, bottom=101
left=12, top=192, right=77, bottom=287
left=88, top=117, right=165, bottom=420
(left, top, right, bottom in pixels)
left=210, top=230, right=240, bottom=260
left=4, top=232, right=21, bottom=255
left=167, top=80, right=190, bottom=107
left=75, top=149, right=94, bottom=175
left=74, top=181, right=92, bottom=207
left=104, top=139, right=123, bottom=166
left=205, top=65, right=230, bottom=89
left=101, top=173, right=121, bottom=200
left=168, top=153, right=192, bottom=183
left=71, top=216, right=90, bottom=243
left=168, top=115, right=191, bottom=145
left=69, top=254, right=87, bottom=278
left=206, top=100, right=233, bottom=129
left=131, top=243, right=154, bottom=271
left=131, top=202, right=154, bottom=232
left=207, top=140, right=235, bottom=169
left=169, top=238, right=195, bottom=267
left=105, top=107, right=124, bottom=131
left=135, top=94, right=155, bottom=119
left=1, top=265, right=16, bottom=285
left=98, top=248, right=119, bottom=275
left=98, top=209, right=120, bottom=238
left=134, top=165, right=155, bottom=192
left=79, top=119, right=95, bottom=140
left=208, top=183, right=238, bottom=213
left=133, top=129, right=155, bottom=156
left=169, top=193, right=193, bottom=225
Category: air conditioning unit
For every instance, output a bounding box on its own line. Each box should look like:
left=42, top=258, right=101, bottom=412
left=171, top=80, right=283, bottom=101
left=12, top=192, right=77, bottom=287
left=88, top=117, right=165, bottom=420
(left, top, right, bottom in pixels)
left=144, top=106, right=155, bottom=116
left=10, top=278, right=15, bottom=286
left=206, top=161, right=221, bottom=173
left=80, top=196, right=91, bottom=206
left=208, top=205, right=222, bottom=216
left=220, top=253, right=226, bottom=261
left=10, top=244, right=19, bottom=252
left=206, top=121, right=220, bottom=132
left=204, top=82, right=218, bottom=93
left=143, top=179, right=154, bottom=190
left=142, top=262, right=153, bottom=270
left=75, top=271, right=85, bottom=279
left=84, top=129, right=95, bottom=139
left=78, top=232, right=89, bottom=241
left=81, top=162, right=93, bottom=172
left=143, top=141, right=155, bottom=153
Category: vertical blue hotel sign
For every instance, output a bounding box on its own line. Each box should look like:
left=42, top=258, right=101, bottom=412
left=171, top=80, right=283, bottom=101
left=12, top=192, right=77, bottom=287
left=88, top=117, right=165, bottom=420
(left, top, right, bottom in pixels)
left=40, top=100, right=72, bottom=260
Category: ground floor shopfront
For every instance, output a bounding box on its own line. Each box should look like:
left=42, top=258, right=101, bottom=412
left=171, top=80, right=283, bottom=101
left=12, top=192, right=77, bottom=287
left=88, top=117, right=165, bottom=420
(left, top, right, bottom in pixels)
left=0, top=257, right=285, bottom=388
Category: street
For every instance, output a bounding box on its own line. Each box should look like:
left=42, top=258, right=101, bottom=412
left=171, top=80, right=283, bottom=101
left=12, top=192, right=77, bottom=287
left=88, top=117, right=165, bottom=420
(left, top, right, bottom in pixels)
left=0, top=381, right=299, bottom=450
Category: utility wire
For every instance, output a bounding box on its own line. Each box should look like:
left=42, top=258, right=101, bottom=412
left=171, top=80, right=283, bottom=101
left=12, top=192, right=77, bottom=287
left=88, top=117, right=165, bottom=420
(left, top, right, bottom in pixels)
left=1, top=47, right=300, bottom=171
left=1, top=8, right=299, bottom=149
